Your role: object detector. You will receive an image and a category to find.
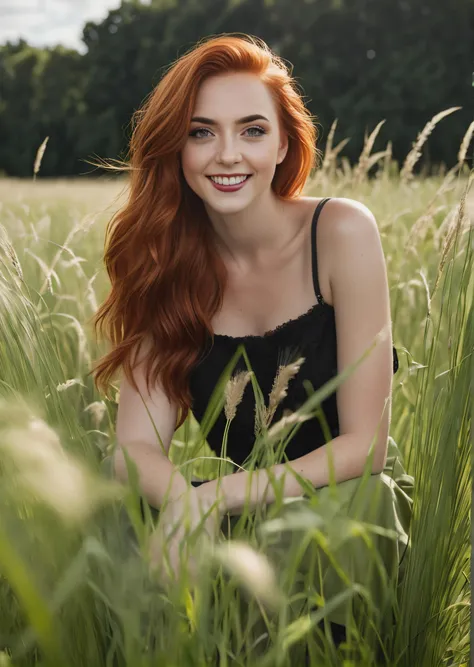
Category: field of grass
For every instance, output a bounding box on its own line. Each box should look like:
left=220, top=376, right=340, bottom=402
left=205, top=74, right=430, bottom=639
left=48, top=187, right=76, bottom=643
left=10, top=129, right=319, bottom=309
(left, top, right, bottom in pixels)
left=0, top=115, right=472, bottom=666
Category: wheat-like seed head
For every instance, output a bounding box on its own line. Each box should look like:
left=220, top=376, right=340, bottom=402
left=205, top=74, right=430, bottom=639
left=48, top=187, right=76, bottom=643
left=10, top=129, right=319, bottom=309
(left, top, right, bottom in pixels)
left=266, top=357, right=305, bottom=426
left=418, top=269, right=431, bottom=317
left=254, top=357, right=305, bottom=436
left=224, top=370, right=253, bottom=422
left=267, top=409, right=313, bottom=440
left=33, top=137, right=49, bottom=180
left=353, top=120, right=386, bottom=185
left=254, top=401, right=267, bottom=438
left=401, top=107, right=461, bottom=183
left=84, top=401, right=107, bottom=429
left=434, top=193, right=468, bottom=295
left=86, top=272, right=99, bottom=313
left=404, top=208, right=439, bottom=251
left=313, top=119, right=350, bottom=187
left=213, top=541, right=283, bottom=610
left=445, top=122, right=474, bottom=182
left=321, top=119, right=338, bottom=174
left=457, top=121, right=474, bottom=167
left=404, top=160, right=461, bottom=251
left=0, top=224, right=23, bottom=282
left=383, top=140, right=393, bottom=176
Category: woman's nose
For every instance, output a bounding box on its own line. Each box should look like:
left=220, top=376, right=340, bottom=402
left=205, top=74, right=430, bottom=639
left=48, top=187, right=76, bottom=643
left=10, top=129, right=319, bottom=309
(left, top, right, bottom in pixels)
left=216, top=137, right=241, bottom=163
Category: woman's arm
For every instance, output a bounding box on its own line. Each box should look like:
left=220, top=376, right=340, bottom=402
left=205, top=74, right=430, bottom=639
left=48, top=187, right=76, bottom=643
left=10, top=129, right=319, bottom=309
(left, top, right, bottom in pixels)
left=114, top=440, right=190, bottom=509
left=198, top=199, right=394, bottom=516
left=114, top=337, right=190, bottom=509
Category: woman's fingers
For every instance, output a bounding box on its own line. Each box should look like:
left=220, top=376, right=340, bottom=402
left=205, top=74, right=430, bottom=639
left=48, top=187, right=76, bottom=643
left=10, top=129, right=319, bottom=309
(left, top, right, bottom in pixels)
left=150, top=524, right=202, bottom=588
left=148, top=497, right=222, bottom=590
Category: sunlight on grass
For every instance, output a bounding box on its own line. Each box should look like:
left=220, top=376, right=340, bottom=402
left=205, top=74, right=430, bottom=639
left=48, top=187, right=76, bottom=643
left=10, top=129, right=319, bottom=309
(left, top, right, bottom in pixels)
left=0, top=114, right=471, bottom=666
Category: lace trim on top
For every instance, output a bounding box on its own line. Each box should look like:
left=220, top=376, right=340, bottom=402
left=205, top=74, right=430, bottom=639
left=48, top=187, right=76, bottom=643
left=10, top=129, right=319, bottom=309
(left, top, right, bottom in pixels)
left=209, top=303, right=399, bottom=375
left=211, top=301, right=333, bottom=342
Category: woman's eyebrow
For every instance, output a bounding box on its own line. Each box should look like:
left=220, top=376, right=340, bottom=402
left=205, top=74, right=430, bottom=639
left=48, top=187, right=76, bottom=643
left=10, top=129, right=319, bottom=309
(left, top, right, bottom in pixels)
left=190, top=114, right=270, bottom=125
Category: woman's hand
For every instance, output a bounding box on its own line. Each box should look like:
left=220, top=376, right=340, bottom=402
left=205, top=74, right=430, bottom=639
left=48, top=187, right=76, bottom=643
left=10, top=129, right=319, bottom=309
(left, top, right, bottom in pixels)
left=194, top=479, right=228, bottom=540
left=149, top=483, right=225, bottom=587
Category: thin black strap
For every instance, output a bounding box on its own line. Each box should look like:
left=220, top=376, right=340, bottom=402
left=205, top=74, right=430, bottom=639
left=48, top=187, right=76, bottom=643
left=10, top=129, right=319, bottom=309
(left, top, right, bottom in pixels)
left=311, top=197, right=332, bottom=305
left=309, top=197, right=399, bottom=376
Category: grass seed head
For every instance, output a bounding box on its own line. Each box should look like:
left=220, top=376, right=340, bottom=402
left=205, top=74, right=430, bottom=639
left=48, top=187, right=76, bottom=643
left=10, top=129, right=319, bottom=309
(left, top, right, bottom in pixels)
left=213, top=540, right=283, bottom=610
left=224, top=370, right=253, bottom=421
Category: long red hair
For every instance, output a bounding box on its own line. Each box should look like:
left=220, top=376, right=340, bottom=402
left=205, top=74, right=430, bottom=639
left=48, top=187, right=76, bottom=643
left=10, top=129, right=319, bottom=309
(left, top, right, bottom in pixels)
left=91, top=33, right=321, bottom=429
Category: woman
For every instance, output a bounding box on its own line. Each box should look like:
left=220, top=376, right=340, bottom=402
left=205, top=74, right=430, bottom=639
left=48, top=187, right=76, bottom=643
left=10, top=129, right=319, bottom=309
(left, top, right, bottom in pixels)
left=92, top=34, right=413, bottom=659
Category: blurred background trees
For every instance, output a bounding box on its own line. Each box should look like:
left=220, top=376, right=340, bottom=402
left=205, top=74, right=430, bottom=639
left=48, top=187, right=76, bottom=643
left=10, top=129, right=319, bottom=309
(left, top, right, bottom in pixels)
left=0, top=0, right=472, bottom=177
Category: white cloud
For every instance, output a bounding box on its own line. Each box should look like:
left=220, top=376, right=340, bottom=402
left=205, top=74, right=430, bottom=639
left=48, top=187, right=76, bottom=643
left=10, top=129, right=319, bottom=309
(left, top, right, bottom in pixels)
left=0, top=0, right=122, bottom=52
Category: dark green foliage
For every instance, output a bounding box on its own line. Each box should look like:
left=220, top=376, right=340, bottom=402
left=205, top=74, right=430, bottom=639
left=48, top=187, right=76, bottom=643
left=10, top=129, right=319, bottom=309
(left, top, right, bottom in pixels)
left=0, top=0, right=472, bottom=176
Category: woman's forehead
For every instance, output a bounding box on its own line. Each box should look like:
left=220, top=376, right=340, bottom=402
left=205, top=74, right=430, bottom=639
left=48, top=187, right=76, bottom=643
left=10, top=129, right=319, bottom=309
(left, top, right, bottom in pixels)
left=193, top=75, right=278, bottom=119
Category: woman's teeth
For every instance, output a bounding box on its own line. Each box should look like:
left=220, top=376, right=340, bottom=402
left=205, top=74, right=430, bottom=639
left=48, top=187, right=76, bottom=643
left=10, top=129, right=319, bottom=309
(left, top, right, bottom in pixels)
left=209, top=175, right=249, bottom=185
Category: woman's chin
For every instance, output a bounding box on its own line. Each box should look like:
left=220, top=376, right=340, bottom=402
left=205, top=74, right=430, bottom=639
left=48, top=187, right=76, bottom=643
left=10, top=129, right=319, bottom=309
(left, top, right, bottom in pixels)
left=206, top=199, right=253, bottom=215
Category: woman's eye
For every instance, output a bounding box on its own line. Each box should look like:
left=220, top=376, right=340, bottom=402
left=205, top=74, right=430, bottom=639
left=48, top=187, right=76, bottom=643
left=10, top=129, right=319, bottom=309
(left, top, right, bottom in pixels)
left=188, top=126, right=266, bottom=139
left=189, top=128, right=212, bottom=139
left=246, top=126, right=266, bottom=137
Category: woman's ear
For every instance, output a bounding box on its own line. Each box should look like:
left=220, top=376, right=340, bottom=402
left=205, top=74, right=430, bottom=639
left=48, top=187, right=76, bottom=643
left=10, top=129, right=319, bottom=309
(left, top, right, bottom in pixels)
left=276, top=131, right=289, bottom=165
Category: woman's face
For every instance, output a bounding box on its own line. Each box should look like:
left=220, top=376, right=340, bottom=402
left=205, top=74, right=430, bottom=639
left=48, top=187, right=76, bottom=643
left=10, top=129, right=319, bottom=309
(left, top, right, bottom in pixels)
left=181, top=72, right=288, bottom=214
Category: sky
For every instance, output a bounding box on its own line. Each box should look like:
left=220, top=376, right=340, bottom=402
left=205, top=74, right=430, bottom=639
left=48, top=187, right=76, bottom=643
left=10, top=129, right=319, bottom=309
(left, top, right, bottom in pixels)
left=0, top=0, right=128, bottom=53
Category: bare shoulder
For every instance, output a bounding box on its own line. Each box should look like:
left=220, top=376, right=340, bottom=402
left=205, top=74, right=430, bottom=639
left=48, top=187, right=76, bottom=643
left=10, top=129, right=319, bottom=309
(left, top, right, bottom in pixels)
left=300, top=196, right=382, bottom=305
left=316, top=196, right=377, bottom=234
left=321, top=198, right=387, bottom=306
left=300, top=195, right=377, bottom=235
left=312, top=196, right=381, bottom=261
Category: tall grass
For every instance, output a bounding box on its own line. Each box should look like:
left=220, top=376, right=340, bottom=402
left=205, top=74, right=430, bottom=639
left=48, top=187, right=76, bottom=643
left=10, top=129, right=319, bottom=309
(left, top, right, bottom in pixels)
left=0, top=110, right=472, bottom=666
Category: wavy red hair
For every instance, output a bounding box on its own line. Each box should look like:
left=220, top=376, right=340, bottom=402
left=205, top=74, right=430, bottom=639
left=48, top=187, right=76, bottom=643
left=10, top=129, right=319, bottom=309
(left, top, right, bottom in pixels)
left=90, top=33, right=321, bottom=429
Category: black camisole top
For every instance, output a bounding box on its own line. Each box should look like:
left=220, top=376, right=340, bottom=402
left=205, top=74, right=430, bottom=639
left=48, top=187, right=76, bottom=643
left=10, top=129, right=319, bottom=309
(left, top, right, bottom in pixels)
left=188, top=197, right=399, bottom=471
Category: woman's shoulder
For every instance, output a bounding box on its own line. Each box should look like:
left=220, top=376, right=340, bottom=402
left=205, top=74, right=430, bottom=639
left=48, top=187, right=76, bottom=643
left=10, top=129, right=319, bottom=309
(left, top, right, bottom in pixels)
left=300, top=195, right=375, bottom=223
left=302, top=196, right=378, bottom=247
left=300, top=196, right=382, bottom=302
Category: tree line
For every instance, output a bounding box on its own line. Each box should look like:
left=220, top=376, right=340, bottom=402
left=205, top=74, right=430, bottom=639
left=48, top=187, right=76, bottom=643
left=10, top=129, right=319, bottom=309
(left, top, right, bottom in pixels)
left=0, top=0, right=472, bottom=178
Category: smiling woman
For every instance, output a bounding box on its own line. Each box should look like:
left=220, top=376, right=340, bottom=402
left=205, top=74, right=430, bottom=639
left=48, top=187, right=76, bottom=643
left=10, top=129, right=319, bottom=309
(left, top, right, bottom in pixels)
left=180, top=71, right=292, bottom=250
left=89, top=33, right=413, bottom=662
